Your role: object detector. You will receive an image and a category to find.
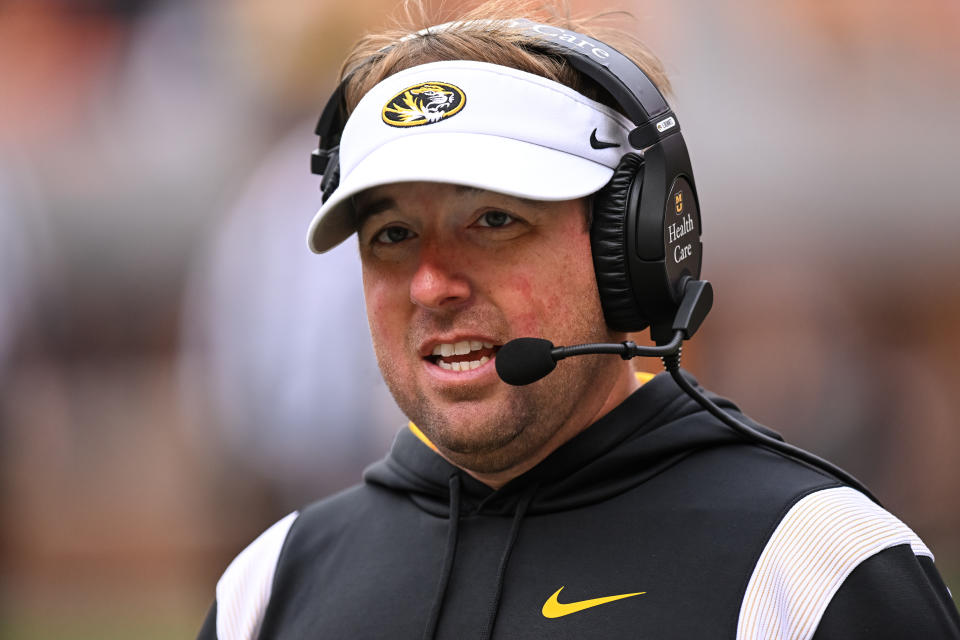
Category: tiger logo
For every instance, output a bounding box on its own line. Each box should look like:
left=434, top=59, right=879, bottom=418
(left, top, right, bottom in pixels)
left=382, top=81, right=466, bottom=127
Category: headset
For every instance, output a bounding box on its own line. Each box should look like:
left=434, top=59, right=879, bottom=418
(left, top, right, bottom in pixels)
left=310, top=20, right=878, bottom=503
left=310, top=18, right=703, bottom=344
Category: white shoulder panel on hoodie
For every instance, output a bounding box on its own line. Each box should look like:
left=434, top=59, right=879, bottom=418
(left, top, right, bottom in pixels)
left=216, top=511, right=300, bottom=640
left=736, top=486, right=930, bottom=640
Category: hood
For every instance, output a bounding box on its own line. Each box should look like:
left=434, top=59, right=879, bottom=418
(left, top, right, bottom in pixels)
left=363, top=370, right=779, bottom=517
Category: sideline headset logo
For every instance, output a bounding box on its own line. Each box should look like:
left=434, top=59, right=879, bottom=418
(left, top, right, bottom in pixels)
left=382, top=81, right=466, bottom=127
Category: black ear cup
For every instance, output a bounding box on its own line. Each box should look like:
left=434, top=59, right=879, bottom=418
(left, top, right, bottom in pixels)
left=591, top=153, right=647, bottom=332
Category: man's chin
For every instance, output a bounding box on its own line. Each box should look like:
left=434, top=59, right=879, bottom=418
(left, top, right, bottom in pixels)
left=390, top=368, right=569, bottom=475
left=404, top=395, right=535, bottom=465
left=427, top=416, right=523, bottom=458
left=436, top=432, right=531, bottom=476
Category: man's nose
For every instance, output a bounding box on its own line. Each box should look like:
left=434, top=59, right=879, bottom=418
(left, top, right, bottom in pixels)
left=409, top=245, right=472, bottom=310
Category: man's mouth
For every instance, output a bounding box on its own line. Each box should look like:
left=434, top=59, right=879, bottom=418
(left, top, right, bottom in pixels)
left=428, top=340, right=500, bottom=372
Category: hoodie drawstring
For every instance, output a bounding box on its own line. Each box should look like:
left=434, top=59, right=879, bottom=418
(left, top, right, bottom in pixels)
left=479, top=482, right=539, bottom=640
left=422, top=473, right=461, bottom=640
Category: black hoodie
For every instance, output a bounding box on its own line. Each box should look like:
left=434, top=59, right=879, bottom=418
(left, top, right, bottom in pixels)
left=198, top=372, right=960, bottom=639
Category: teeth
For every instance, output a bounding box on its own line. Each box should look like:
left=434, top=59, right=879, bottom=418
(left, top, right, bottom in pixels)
left=431, top=340, right=495, bottom=358
left=435, top=355, right=491, bottom=372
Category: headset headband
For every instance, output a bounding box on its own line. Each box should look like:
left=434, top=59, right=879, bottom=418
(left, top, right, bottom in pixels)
left=503, top=19, right=677, bottom=147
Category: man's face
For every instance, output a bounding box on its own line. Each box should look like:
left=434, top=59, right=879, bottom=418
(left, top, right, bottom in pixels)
left=357, top=182, right=630, bottom=478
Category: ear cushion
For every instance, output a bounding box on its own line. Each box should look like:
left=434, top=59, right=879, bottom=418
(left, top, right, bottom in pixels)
left=591, top=153, right=647, bottom=332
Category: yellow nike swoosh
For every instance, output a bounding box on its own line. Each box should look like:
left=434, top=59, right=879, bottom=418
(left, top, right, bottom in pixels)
left=541, top=586, right=646, bottom=618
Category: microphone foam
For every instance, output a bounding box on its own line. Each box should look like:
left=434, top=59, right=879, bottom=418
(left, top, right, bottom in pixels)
left=495, top=338, right=557, bottom=386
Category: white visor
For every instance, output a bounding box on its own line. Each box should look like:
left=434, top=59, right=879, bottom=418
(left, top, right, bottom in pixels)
left=308, top=60, right=635, bottom=253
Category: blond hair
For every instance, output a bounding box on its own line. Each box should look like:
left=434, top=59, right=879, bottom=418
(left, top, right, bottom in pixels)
left=337, top=0, right=670, bottom=116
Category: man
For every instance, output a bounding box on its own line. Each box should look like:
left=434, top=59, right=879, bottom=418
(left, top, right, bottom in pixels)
left=198, top=4, right=960, bottom=639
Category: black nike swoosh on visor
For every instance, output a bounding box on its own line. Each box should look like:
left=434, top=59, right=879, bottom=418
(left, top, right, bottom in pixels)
left=589, top=129, right=621, bottom=149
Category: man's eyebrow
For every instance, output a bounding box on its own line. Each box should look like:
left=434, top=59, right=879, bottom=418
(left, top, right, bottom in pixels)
left=353, top=196, right=395, bottom=228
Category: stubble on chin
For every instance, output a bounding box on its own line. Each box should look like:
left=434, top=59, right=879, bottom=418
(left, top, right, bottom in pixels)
left=406, top=385, right=537, bottom=468
left=387, top=351, right=611, bottom=476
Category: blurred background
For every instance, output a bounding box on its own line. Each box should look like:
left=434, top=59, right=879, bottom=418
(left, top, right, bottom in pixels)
left=1, top=0, right=957, bottom=637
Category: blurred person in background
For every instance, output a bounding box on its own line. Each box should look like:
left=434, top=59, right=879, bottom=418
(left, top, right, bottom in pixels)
left=0, top=169, right=57, bottom=399
left=179, top=124, right=405, bottom=503
left=0, top=182, right=30, bottom=382
left=197, top=1, right=960, bottom=638
left=179, top=0, right=412, bottom=507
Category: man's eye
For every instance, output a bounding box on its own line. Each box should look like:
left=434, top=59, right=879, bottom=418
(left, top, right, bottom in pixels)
left=374, top=226, right=413, bottom=244
left=475, top=210, right=514, bottom=228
